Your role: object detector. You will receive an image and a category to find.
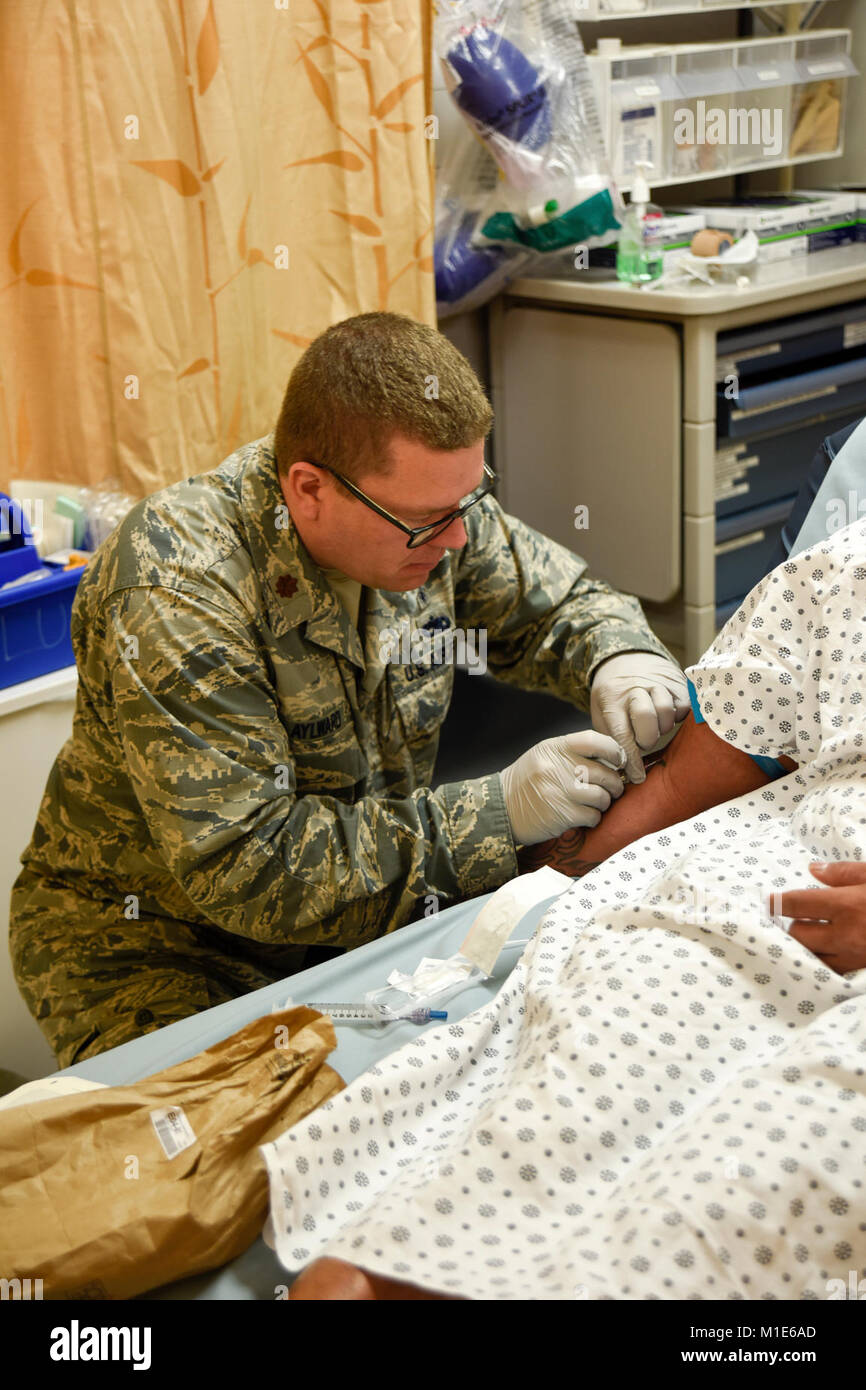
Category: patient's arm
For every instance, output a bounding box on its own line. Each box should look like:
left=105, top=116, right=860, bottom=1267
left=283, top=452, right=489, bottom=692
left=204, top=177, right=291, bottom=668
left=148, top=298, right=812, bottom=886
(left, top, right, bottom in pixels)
left=517, top=713, right=797, bottom=876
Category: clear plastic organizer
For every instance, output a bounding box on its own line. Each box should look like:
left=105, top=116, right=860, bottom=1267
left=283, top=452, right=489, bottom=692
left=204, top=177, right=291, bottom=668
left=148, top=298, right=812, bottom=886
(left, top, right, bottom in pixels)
left=579, top=0, right=836, bottom=16
left=588, top=29, right=856, bottom=190
left=732, top=38, right=798, bottom=170
left=790, top=32, right=855, bottom=159
left=670, top=44, right=740, bottom=180
left=604, top=53, right=679, bottom=186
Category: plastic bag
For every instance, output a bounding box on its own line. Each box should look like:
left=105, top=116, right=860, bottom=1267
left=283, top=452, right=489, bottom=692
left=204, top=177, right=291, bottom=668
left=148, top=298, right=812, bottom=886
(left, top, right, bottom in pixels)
left=437, top=0, right=622, bottom=255
left=78, top=477, right=137, bottom=550
left=435, top=131, right=529, bottom=319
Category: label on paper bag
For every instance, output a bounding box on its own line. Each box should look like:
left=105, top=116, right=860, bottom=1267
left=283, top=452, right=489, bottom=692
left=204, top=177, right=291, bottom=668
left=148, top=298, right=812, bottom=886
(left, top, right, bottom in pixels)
left=150, top=1105, right=197, bottom=1160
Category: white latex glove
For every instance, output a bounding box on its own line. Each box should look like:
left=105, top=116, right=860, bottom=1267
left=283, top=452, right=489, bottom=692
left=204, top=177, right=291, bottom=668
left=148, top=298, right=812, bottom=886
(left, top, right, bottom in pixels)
left=590, top=651, right=690, bottom=786
left=499, top=730, right=627, bottom=846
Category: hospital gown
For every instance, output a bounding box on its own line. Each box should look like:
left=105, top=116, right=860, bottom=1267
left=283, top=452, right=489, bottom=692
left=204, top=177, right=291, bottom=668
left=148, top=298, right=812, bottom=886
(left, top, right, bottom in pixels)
left=262, top=519, right=866, bottom=1300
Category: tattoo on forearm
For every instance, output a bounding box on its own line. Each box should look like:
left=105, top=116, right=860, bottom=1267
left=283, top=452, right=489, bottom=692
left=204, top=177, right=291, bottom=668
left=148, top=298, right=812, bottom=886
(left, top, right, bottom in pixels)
left=517, top=827, right=602, bottom=878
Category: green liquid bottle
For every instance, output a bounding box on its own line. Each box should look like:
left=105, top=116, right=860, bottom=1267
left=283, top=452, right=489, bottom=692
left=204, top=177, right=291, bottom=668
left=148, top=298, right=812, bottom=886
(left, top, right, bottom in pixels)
left=616, top=161, right=664, bottom=287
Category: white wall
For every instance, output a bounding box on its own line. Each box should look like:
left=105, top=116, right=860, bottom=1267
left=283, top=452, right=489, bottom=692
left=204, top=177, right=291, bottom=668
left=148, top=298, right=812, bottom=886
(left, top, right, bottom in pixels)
left=0, top=673, right=76, bottom=1081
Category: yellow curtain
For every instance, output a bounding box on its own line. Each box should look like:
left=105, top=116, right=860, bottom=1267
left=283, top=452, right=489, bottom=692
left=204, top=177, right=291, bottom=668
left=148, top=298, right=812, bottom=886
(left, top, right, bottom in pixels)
left=0, top=0, right=435, bottom=498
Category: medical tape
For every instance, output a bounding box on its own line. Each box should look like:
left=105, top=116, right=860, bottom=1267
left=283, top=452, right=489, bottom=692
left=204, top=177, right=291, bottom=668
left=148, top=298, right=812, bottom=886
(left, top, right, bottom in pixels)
left=385, top=955, right=477, bottom=1000
left=458, top=866, right=572, bottom=976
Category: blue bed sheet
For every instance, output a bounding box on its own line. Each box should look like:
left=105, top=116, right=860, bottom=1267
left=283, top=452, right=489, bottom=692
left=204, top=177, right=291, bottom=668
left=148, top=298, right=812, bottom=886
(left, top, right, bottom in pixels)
left=58, top=885, right=565, bottom=1300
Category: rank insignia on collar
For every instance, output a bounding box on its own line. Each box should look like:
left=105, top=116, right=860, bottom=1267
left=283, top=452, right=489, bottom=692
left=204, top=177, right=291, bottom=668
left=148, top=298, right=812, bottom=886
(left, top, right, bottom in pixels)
left=276, top=574, right=298, bottom=598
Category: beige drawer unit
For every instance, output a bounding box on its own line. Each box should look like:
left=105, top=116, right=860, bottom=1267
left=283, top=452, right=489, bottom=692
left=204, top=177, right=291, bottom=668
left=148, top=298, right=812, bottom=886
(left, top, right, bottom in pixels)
left=489, top=244, right=866, bottom=666
left=495, top=306, right=682, bottom=606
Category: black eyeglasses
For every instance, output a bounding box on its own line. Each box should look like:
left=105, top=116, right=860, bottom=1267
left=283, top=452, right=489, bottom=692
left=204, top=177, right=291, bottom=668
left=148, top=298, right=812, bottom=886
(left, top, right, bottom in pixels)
left=307, top=459, right=496, bottom=549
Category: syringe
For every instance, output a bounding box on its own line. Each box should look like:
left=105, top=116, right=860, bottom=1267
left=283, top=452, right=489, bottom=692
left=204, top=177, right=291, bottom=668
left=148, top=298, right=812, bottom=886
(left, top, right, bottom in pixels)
left=305, top=1002, right=447, bottom=1025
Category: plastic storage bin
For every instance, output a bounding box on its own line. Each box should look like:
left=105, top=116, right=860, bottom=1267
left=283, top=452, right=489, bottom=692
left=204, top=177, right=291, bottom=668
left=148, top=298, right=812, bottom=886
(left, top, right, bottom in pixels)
left=0, top=493, right=83, bottom=690
left=590, top=29, right=857, bottom=190
left=596, top=0, right=651, bottom=12
left=789, top=33, right=856, bottom=159
left=0, top=570, right=81, bottom=689
left=670, top=45, right=738, bottom=180
left=732, top=38, right=796, bottom=169
left=607, top=53, right=678, bottom=184
left=585, top=1, right=813, bottom=16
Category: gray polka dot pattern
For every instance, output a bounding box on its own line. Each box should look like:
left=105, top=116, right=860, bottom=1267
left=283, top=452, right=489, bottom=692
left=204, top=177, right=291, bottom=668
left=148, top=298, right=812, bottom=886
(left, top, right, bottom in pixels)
left=261, top=521, right=866, bottom=1299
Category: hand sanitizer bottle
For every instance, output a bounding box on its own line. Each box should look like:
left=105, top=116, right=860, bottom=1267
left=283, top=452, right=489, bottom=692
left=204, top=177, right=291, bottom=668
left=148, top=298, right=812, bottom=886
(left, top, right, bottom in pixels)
left=616, top=162, right=664, bottom=286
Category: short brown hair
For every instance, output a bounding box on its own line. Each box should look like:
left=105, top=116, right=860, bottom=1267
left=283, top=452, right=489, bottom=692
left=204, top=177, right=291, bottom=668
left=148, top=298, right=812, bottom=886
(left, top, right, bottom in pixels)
left=273, top=311, right=493, bottom=482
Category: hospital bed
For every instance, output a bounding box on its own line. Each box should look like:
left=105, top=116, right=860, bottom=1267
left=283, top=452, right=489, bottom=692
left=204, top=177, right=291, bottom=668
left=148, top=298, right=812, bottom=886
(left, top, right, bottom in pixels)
left=53, top=413, right=866, bottom=1299
left=58, top=885, right=564, bottom=1299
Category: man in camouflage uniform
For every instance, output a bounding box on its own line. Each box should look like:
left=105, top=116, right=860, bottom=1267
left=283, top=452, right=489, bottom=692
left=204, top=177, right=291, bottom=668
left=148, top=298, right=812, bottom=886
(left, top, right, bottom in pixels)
left=10, top=312, right=686, bottom=1066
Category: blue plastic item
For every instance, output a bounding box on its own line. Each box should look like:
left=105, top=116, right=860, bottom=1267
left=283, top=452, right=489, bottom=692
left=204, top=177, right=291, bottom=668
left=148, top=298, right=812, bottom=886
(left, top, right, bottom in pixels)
left=447, top=23, right=551, bottom=150
left=435, top=216, right=510, bottom=304
left=0, top=567, right=83, bottom=688
left=0, top=490, right=83, bottom=689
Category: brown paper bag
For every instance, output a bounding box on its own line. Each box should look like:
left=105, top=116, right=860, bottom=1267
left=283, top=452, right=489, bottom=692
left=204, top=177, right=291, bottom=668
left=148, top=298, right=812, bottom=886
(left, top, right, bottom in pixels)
left=0, top=1007, right=343, bottom=1299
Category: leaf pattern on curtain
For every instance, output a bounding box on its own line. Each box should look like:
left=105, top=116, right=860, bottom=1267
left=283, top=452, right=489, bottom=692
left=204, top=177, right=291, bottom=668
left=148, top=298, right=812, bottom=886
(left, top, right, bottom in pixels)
left=0, top=0, right=434, bottom=495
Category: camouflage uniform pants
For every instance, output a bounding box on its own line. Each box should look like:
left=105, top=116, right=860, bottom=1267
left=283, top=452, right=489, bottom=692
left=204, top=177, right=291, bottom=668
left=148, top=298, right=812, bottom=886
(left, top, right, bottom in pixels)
left=9, top=867, right=311, bottom=1069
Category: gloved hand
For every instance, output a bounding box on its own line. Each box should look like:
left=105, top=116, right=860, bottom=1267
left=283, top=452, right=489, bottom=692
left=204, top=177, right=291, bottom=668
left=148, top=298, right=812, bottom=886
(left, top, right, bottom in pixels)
left=589, top=647, right=692, bottom=783
left=499, top=730, right=627, bottom=846
left=590, top=651, right=690, bottom=785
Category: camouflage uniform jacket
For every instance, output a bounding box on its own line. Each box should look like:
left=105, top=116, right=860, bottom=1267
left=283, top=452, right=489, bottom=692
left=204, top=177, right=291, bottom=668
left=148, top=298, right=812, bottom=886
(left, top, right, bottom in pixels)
left=10, top=432, right=672, bottom=1055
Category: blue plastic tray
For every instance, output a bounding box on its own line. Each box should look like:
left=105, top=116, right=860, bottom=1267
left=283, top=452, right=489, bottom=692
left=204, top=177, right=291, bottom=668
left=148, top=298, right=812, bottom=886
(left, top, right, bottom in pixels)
left=0, top=565, right=83, bottom=689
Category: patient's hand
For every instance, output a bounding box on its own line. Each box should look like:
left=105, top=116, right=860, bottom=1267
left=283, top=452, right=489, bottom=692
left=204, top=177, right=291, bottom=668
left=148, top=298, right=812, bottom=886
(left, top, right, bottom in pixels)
left=517, top=714, right=797, bottom=877
left=289, top=1257, right=456, bottom=1300
left=780, top=862, right=866, bottom=974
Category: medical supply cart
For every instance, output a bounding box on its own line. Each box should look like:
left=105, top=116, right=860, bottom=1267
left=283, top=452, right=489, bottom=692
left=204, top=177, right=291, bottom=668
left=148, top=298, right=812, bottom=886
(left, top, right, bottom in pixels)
left=489, top=241, right=866, bottom=666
